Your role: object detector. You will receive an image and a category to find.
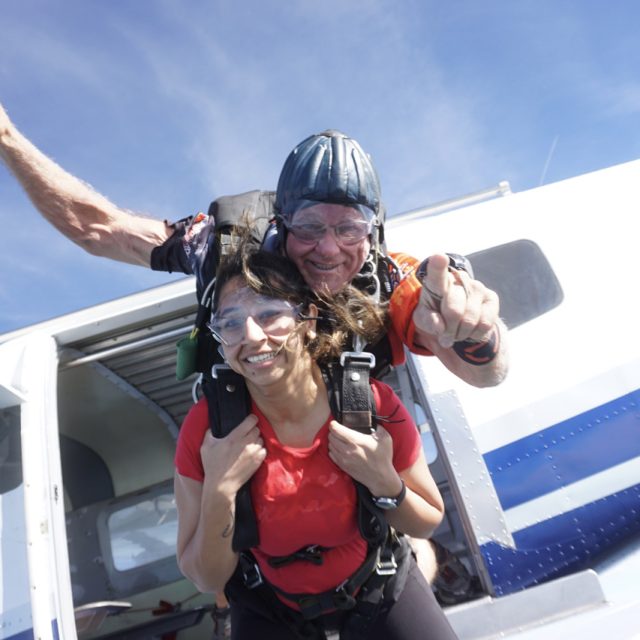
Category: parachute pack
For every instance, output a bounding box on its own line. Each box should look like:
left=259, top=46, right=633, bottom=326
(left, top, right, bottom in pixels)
left=173, top=190, right=278, bottom=383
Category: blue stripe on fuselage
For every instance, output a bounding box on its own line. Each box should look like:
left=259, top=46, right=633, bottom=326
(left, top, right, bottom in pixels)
left=480, top=481, right=640, bottom=596
left=484, top=389, right=640, bottom=511
left=5, top=628, right=35, bottom=640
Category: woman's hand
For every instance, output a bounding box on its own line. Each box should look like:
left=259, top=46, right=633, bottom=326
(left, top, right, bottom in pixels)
left=200, top=414, right=266, bottom=495
left=328, top=421, right=402, bottom=497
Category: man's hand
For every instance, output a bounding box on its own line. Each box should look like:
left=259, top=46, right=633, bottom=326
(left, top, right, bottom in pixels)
left=413, top=253, right=500, bottom=349
left=200, top=415, right=266, bottom=495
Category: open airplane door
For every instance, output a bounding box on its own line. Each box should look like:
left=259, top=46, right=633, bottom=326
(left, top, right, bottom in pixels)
left=0, top=333, right=76, bottom=640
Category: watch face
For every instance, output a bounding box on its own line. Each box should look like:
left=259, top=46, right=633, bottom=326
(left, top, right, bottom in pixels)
left=372, top=481, right=406, bottom=510
left=373, top=497, right=398, bottom=510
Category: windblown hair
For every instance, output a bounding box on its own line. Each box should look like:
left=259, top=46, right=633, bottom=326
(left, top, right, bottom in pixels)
left=212, top=226, right=387, bottom=363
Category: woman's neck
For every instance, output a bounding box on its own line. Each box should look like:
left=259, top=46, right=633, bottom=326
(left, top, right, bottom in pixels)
left=247, top=359, right=330, bottom=441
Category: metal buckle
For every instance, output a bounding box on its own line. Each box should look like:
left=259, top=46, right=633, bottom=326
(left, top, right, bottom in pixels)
left=333, top=579, right=357, bottom=610
left=335, top=579, right=349, bottom=593
left=211, top=364, right=233, bottom=380
left=340, top=351, right=376, bottom=369
left=242, top=562, right=263, bottom=589
left=375, top=554, right=398, bottom=576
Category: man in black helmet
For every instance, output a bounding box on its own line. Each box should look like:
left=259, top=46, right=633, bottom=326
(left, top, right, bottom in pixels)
left=270, top=130, right=507, bottom=387
left=0, top=106, right=507, bottom=386
left=1, top=103, right=504, bottom=613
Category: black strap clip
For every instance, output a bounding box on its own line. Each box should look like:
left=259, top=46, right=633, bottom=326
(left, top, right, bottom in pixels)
left=333, top=580, right=358, bottom=610
left=241, top=558, right=263, bottom=589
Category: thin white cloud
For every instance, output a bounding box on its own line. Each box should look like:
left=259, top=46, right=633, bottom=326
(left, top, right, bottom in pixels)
left=0, top=17, right=116, bottom=103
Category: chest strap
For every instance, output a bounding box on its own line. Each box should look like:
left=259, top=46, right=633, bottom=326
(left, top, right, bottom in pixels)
left=241, top=532, right=399, bottom=621
left=267, top=544, right=331, bottom=568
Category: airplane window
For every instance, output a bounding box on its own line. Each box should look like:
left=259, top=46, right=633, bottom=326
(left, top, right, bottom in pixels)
left=0, top=407, right=22, bottom=494
left=107, top=492, right=178, bottom=571
left=468, top=239, right=564, bottom=329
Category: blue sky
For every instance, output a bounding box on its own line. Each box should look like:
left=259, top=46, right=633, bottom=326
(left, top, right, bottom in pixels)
left=1, top=0, right=639, bottom=333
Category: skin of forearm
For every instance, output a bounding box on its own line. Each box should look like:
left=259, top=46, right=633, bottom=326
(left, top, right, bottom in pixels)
left=362, top=460, right=444, bottom=540
left=384, top=487, right=444, bottom=539
left=0, top=120, right=170, bottom=266
left=178, top=483, right=240, bottom=593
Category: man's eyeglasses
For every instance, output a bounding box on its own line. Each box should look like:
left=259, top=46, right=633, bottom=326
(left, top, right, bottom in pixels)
left=208, top=299, right=305, bottom=346
left=283, top=218, right=373, bottom=246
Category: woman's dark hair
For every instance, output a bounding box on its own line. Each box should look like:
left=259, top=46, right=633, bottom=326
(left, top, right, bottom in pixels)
left=213, top=227, right=387, bottom=363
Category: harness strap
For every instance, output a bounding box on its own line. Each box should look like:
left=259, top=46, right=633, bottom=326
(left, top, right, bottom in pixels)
left=320, top=360, right=387, bottom=548
left=207, top=364, right=259, bottom=552
left=268, top=545, right=331, bottom=568
left=339, top=351, right=376, bottom=434
left=242, top=531, right=400, bottom=621
left=268, top=544, right=387, bottom=619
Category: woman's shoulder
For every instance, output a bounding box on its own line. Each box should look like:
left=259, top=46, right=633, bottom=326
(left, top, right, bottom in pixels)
left=370, top=379, right=421, bottom=470
left=370, top=377, right=399, bottom=408
left=183, top=395, right=209, bottom=426
left=179, top=396, right=210, bottom=443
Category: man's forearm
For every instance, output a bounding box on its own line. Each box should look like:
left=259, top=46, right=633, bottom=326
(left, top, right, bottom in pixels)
left=0, top=108, right=170, bottom=266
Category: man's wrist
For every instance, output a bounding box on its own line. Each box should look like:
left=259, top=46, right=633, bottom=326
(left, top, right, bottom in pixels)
left=452, top=324, right=500, bottom=365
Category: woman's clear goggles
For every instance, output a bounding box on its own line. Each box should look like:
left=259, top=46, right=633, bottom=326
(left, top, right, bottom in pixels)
left=208, top=299, right=305, bottom=346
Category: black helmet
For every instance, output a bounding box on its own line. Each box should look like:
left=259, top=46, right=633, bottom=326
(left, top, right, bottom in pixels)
left=275, top=130, right=384, bottom=223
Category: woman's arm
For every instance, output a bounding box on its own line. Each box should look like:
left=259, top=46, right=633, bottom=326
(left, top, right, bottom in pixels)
left=175, top=415, right=267, bottom=593
left=328, top=421, right=444, bottom=539
left=376, top=446, right=444, bottom=538
left=174, top=471, right=239, bottom=593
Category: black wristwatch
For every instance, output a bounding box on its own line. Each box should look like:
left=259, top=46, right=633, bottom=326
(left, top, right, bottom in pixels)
left=415, top=253, right=474, bottom=281
left=371, top=480, right=407, bottom=510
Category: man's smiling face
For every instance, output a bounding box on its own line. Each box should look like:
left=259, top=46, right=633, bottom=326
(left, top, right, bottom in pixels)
left=284, top=203, right=371, bottom=294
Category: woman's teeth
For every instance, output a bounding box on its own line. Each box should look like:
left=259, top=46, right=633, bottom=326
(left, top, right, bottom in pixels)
left=246, top=352, right=276, bottom=364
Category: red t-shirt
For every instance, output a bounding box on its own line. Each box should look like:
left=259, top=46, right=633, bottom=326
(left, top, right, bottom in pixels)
left=175, top=378, right=420, bottom=600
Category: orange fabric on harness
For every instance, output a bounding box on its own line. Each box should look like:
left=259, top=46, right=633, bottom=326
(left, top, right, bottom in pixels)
left=388, top=252, right=433, bottom=357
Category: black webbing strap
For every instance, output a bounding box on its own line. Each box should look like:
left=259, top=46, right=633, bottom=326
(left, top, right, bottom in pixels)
left=267, top=545, right=379, bottom=619
left=338, top=351, right=376, bottom=434
left=207, top=365, right=259, bottom=552
left=259, top=530, right=399, bottom=621
left=268, top=544, right=330, bottom=568
left=320, top=358, right=387, bottom=547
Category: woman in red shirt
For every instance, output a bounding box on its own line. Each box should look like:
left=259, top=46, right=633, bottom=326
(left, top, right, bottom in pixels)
left=174, top=237, right=457, bottom=639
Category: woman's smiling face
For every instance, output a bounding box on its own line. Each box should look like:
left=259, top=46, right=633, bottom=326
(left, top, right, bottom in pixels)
left=214, top=277, right=314, bottom=386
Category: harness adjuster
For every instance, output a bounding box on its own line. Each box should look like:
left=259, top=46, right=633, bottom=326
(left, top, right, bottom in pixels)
left=375, top=550, right=398, bottom=576
left=340, top=351, right=376, bottom=369
left=333, top=581, right=358, bottom=610
left=242, top=560, right=263, bottom=589
left=211, top=363, right=231, bottom=380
